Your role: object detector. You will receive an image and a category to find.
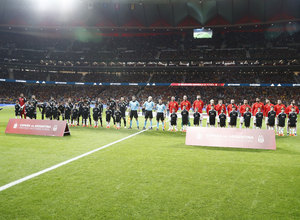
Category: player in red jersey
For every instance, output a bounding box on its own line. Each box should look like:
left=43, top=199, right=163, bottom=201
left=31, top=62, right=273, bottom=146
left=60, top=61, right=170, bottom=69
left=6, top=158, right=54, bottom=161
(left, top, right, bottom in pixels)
left=192, top=95, right=204, bottom=126
left=274, top=100, right=286, bottom=134
left=252, top=98, right=264, bottom=116
left=285, top=100, right=299, bottom=136
left=180, top=95, right=191, bottom=111
left=18, top=93, right=27, bottom=119
left=206, top=99, right=215, bottom=127
left=227, top=99, right=238, bottom=117
left=215, top=100, right=226, bottom=115
left=206, top=99, right=215, bottom=114
left=264, top=99, right=274, bottom=117
left=192, top=95, right=204, bottom=113
left=180, top=95, right=191, bottom=128
left=168, top=96, right=179, bottom=113
left=239, top=100, right=251, bottom=128
left=285, top=100, right=299, bottom=115
left=274, top=100, right=286, bottom=116
left=264, top=99, right=274, bottom=128
left=168, top=96, right=179, bottom=131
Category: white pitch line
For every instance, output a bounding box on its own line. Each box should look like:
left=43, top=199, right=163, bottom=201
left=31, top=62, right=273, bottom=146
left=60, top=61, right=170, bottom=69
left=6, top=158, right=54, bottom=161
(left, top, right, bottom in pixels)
left=0, top=129, right=148, bottom=192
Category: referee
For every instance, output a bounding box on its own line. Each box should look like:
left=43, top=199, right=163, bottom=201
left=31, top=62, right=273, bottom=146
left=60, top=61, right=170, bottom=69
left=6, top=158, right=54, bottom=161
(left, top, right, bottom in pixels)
left=143, top=96, right=155, bottom=130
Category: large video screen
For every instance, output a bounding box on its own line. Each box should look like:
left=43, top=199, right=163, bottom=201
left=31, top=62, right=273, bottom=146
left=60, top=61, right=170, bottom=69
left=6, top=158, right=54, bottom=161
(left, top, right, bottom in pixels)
left=193, top=28, right=213, bottom=39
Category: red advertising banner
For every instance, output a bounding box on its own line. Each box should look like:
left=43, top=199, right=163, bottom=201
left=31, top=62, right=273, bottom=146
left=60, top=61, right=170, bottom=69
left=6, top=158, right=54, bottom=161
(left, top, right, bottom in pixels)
left=186, top=127, right=276, bottom=150
left=5, top=119, right=70, bottom=137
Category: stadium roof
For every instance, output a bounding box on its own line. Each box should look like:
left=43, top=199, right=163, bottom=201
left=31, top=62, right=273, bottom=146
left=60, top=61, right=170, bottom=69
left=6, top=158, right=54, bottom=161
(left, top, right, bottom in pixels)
left=0, top=0, right=299, bottom=29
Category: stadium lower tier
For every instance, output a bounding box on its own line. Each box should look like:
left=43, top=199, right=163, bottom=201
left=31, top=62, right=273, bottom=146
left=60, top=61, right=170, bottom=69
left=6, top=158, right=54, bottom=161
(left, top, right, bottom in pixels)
left=1, top=82, right=300, bottom=105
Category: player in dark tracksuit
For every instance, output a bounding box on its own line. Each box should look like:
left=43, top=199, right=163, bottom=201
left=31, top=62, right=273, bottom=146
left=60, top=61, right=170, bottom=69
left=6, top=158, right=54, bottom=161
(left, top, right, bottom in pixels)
left=31, top=96, right=38, bottom=119
left=277, top=108, right=287, bottom=136
left=288, top=107, right=297, bottom=136
left=108, top=98, right=117, bottom=126
left=106, top=108, right=112, bottom=128
left=193, top=110, right=200, bottom=126
left=45, top=103, right=52, bottom=120
left=39, top=102, right=46, bottom=120
left=71, top=105, right=79, bottom=126
left=170, top=109, right=178, bottom=131
left=15, top=100, right=21, bottom=118
left=118, top=97, right=127, bottom=128
left=82, top=104, right=89, bottom=127
left=65, top=103, right=72, bottom=124
left=255, top=108, right=263, bottom=129
left=26, top=103, right=35, bottom=119
left=267, top=106, right=276, bottom=130
left=229, top=106, right=238, bottom=128
left=58, top=103, right=65, bottom=121
left=115, top=108, right=122, bottom=129
left=78, top=98, right=84, bottom=126
left=181, top=106, right=189, bottom=132
left=218, top=109, right=226, bottom=128
left=243, top=108, right=252, bottom=128
left=85, top=98, right=92, bottom=126
left=93, top=104, right=100, bottom=128
left=208, top=106, right=217, bottom=127
left=52, top=104, right=59, bottom=120
left=97, top=101, right=103, bottom=127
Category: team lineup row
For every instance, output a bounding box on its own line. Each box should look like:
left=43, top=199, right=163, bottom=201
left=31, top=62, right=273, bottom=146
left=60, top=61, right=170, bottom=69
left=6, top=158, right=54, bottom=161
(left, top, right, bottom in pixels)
left=14, top=94, right=299, bottom=135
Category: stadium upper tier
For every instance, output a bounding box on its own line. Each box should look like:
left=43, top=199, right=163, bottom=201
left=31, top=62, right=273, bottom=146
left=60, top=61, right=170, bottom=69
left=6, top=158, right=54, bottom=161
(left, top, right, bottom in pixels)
left=0, top=30, right=299, bottom=68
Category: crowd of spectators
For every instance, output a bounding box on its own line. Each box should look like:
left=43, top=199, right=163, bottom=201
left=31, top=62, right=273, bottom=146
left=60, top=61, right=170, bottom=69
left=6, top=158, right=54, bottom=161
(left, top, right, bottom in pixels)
left=1, top=82, right=299, bottom=107
left=1, top=69, right=298, bottom=84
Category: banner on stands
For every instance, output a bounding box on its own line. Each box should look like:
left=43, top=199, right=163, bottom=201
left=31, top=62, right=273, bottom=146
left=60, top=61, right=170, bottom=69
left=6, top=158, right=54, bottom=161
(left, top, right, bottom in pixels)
left=0, top=79, right=299, bottom=87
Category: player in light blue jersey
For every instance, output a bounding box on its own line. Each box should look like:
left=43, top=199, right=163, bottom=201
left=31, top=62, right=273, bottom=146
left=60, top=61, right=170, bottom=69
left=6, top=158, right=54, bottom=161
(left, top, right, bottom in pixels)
left=143, top=96, right=155, bottom=130
left=156, top=99, right=166, bottom=131
left=128, top=96, right=140, bottom=129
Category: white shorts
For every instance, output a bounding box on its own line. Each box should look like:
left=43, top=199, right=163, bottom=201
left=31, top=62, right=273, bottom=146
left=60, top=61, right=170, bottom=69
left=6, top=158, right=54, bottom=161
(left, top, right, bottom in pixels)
left=239, top=117, right=244, bottom=124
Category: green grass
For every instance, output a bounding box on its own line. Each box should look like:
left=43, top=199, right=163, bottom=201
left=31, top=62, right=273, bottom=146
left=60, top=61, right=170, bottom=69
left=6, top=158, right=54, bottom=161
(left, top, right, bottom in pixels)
left=0, top=106, right=300, bottom=219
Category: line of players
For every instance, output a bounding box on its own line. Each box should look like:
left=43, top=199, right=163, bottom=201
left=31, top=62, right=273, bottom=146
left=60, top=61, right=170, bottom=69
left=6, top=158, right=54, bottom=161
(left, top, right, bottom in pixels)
left=169, top=96, right=298, bottom=136
left=15, top=93, right=299, bottom=136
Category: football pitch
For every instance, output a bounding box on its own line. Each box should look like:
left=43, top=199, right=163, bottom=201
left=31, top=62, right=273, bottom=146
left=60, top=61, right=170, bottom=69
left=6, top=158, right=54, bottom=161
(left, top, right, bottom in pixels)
left=0, top=107, right=300, bottom=219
